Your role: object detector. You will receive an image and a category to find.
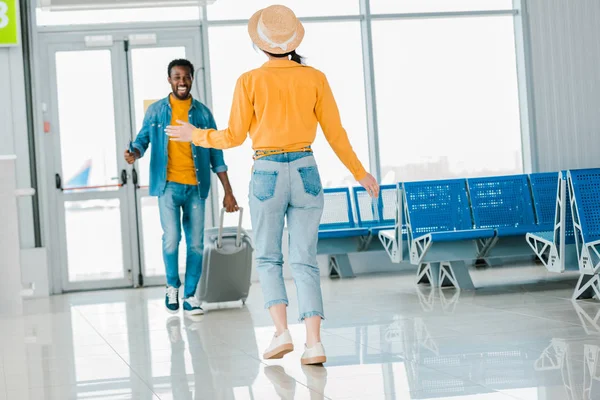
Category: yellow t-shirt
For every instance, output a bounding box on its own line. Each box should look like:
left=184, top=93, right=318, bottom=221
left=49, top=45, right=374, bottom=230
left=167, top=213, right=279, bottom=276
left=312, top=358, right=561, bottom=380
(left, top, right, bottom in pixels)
left=167, top=95, right=197, bottom=185
left=191, top=59, right=367, bottom=181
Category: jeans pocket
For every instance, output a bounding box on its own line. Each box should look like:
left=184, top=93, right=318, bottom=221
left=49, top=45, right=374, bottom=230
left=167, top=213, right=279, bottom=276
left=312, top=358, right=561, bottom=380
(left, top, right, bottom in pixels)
left=252, top=170, right=278, bottom=201
left=298, top=166, right=322, bottom=197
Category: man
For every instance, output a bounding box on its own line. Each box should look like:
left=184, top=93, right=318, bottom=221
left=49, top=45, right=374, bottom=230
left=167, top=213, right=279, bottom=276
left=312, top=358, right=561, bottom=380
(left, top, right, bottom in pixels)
left=125, top=59, right=238, bottom=317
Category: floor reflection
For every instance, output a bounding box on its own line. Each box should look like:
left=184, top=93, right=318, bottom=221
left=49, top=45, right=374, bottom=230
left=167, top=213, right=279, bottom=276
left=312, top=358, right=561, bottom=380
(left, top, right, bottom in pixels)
left=532, top=301, right=600, bottom=400
left=4, top=276, right=600, bottom=399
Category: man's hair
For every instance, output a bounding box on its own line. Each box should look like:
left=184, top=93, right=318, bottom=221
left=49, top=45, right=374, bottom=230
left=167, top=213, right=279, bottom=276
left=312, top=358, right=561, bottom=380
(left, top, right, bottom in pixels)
left=167, top=59, right=194, bottom=78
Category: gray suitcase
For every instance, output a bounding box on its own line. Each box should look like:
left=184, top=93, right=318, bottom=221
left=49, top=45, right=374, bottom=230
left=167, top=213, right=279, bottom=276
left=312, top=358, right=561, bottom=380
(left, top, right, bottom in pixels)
left=197, top=208, right=253, bottom=305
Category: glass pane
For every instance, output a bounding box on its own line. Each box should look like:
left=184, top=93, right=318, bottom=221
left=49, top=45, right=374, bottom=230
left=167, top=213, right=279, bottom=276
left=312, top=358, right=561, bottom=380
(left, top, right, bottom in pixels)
left=370, top=0, right=513, bottom=14
left=140, top=196, right=186, bottom=277
left=208, top=0, right=359, bottom=20
left=36, top=6, right=200, bottom=26
left=302, top=22, right=369, bottom=188
left=373, top=17, right=522, bottom=183
left=208, top=22, right=369, bottom=228
left=208, top=25, right=266, bottom=229
left=56, top=50, right=118, bottom=191
left=130, top=46, right=187, bottom=187
left=65, top=199, right=124, bottom=281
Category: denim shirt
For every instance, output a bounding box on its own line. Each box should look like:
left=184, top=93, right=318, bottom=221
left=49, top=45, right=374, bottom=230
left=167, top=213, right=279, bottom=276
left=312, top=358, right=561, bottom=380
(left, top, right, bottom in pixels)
left=131, top=95, right=228, bottom=198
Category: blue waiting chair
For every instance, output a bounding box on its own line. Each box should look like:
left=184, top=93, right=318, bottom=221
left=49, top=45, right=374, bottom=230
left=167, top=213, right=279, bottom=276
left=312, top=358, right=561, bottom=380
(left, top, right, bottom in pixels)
left=378, top=183, right=408, bottom=264
left=568, top=168, right=600, bottom=300
left=318, top=185, right=402, bottom=278
left=318, top=187, right=370, bottom=278
left=526, top=172, right=578, bottom=273
left=467, top=174, right=543, bottom=262
left=352, top=184, right=398, bottom=250
left=403, top=179, right=495, bottom=289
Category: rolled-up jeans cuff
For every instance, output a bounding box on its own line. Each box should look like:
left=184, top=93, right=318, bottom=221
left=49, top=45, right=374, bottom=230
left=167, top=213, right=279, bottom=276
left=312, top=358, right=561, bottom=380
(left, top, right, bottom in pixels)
left=299, top=311, right=325, bottom=322
left=265, top=299, right=288, bottom=309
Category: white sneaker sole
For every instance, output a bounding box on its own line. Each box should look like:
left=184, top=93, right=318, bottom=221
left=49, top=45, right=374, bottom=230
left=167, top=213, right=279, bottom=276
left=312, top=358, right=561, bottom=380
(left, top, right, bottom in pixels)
left=263, top=343, right=294, bottom=360
left=166, top=307, right=179, bottom=315
left=301, top=355, right=327, bottom=365
left=184, top=309, right=205, bottom=317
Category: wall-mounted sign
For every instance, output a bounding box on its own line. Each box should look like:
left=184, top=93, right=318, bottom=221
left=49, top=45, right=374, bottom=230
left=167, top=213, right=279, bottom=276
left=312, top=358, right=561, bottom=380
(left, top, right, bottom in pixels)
left=0, top=0, right=18, bottom=47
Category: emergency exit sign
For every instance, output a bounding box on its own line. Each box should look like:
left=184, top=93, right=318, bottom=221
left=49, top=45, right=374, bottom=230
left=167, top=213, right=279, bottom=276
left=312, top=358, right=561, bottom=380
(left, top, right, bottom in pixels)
left=0, top=0, right=19, bottom=46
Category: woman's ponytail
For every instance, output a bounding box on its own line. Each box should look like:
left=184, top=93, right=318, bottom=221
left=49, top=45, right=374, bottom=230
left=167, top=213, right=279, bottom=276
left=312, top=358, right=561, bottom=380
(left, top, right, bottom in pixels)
left=263, top=49, right=305, bottom=65
left=289, top=50, right=304, bottom=65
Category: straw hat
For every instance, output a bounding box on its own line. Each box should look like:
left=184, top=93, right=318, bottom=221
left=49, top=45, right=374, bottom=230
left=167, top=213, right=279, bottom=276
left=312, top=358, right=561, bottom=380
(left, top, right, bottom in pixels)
left=248, top=5, right=304, bottom=55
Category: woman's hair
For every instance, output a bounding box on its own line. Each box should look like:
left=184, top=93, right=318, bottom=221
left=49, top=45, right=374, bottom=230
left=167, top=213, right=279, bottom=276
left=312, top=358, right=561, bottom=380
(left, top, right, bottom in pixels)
left=264, top=49, right=305, bottom=65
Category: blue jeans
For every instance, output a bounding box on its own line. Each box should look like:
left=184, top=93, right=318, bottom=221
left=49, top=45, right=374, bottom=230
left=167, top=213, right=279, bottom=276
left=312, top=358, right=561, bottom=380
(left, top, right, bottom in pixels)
left=158, top=182, right=205, bottom=298
left=249, top=153, right=325, bottom=321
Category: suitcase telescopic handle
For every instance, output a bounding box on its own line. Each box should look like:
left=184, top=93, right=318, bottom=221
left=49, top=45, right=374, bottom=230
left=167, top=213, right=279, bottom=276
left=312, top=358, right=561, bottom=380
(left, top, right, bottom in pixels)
left=217, top=207, right=244, bottom=249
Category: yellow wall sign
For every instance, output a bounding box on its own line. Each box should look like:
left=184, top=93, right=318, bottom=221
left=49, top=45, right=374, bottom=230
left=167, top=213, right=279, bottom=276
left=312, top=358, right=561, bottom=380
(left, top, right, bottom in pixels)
left=0, top=0, right=19, bottom=47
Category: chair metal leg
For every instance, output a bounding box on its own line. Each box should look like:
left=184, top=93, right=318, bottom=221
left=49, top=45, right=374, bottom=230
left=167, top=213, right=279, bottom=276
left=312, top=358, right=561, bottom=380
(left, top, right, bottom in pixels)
left=328, top=254, right=356, bottom=279
left=439, top=261, right=475, bottom=290
left=573, top=274, right=600, bottom=300
left=416, top=262, right=440, bottom=288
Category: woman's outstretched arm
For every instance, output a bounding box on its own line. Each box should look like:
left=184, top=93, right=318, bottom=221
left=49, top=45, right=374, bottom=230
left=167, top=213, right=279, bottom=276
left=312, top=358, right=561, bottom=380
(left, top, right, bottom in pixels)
left=315, top=73, right=367, bottom=181
left=166, top=74, right=253, bottom=149
left=315, top=72, right=379, bottom=197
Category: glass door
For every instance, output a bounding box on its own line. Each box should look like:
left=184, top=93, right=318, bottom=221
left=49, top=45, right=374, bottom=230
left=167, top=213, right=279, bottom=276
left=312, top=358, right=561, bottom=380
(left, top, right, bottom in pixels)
left=126, top=32, right=204, bottom=286
left=41, top=29, right=204, bottom=291
left=43, top=39, right=135, bottom=291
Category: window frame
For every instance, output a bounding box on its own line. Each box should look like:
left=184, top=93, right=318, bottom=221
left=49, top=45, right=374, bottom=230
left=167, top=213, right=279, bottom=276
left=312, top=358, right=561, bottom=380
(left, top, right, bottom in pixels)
left=201, top=0, right=530, bottom=228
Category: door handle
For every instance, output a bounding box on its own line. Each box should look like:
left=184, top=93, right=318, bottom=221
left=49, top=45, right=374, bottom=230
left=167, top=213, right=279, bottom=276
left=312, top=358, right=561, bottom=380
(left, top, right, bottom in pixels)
left=120, top=169, right=128, bottom=185
left=132, top=168, right=138, bottom=187
left=55, top=173, right=63, bottom=190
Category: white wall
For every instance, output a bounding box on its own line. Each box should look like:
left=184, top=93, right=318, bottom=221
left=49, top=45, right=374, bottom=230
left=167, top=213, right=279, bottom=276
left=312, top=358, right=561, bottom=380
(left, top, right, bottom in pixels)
left=0, top=46, right=36, bottom=249
left=526, top=0, right=600, bottom=172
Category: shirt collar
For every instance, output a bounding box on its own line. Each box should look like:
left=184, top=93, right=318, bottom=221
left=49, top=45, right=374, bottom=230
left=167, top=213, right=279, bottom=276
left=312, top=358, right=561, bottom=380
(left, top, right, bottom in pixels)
left=164, top=94, right=195, bottom=109
left=262, top=59, right=301, bottom=68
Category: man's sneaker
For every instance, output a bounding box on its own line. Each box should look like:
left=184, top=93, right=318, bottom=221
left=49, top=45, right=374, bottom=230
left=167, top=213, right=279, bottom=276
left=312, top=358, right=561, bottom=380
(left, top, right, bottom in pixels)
left=183, top=297, right=204, bottom=317
left=301, top=342, right=327, bottom=365
left=165, top=286, right=179, bottom=314
left=263, top=330, right=294, bottom=360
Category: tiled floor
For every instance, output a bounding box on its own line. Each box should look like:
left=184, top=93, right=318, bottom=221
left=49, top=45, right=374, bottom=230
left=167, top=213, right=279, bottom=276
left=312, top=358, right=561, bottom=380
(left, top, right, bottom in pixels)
left=2, top=267, right=600, bottom=399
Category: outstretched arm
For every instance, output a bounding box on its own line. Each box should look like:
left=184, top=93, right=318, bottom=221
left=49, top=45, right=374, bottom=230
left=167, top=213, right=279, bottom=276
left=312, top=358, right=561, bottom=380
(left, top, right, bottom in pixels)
left=166, top=75, right=253, bottom=149
left=315, top=74, right=379, bottom=197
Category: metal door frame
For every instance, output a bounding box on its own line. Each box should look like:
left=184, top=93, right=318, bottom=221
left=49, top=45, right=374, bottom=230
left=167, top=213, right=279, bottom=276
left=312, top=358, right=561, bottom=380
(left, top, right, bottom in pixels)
left=123, top=29, right=204, bottom=287
left=39, top=26, right=204, bottom=292
left=40, top=35, right=135, bottom=291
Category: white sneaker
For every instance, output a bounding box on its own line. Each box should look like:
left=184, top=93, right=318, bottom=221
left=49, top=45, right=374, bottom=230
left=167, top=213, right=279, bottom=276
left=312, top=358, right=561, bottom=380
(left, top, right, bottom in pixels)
left=183, top=296, right=205, bottom=317
left=263, top=330, right=294, bottom=360
left=165, top=286, right=180, bottom=314
left=301, top=342, right=327, bottom=365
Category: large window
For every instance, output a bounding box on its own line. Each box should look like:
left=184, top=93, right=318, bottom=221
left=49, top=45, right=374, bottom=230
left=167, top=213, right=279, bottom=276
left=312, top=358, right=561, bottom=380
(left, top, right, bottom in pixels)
left=208, top=26, right=263, bottom=229
left=209, top=22, right=369, bottom=228
left=373, top=16, right=522, bottom=183
left=207, top=0, right=359, bottom=20
left=36, top=6, right=200, bottom=25
left=369, top=0, right=513, bottom=14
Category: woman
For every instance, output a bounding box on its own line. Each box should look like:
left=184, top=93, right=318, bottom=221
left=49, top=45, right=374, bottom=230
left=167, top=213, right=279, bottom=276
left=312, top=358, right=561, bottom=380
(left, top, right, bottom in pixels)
left=166, top=5, right=379, bottom=365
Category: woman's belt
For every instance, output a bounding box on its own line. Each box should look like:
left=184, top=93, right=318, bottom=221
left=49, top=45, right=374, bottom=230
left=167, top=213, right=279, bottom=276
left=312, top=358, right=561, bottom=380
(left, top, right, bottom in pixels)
left=253, top=146, right=313, bottom=160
